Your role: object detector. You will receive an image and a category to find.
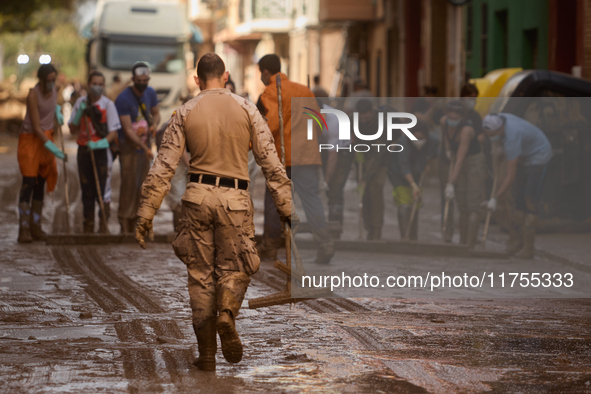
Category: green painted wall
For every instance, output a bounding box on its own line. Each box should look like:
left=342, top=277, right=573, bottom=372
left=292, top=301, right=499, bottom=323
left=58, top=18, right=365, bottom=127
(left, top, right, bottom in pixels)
left=465, top=0, right=549, bottom=78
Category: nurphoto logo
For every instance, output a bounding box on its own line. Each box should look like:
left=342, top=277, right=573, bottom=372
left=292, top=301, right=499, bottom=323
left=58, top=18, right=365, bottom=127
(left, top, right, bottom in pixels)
left=304, top=107, right=418, bottom=152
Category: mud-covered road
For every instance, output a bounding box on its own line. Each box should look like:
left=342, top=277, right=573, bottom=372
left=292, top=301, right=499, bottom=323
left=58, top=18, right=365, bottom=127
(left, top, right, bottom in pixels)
left=0, top=135, right=590, bottom=393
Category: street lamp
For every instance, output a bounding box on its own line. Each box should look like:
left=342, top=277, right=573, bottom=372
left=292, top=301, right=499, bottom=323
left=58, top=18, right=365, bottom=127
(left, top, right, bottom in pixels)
left=39, top=54, right=52, bottom=64
left=17, top=54, right=30, bottom=64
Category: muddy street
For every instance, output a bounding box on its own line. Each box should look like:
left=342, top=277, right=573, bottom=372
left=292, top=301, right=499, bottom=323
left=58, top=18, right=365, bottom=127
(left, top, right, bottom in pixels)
left=0, top=135, right=590, bottom=393
left=1, top=236, right=591, bottom=393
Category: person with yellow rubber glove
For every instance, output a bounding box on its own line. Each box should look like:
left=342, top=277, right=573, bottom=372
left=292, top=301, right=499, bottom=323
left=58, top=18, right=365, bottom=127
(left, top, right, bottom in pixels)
left=388, top=121, right=436, bottom=241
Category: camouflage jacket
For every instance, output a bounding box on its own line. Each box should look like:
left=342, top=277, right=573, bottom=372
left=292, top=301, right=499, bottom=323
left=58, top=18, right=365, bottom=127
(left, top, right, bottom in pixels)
left=136, top=88, right=292, bottom=221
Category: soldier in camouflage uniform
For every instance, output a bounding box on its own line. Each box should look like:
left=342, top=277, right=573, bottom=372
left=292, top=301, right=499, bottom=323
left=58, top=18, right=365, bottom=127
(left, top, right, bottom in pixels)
left=135, top=53, right=295, bottom=371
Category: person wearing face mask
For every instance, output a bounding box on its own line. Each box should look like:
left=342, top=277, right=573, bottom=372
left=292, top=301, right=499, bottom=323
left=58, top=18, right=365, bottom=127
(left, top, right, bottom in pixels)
left=387, top=121, right=436, bottom=241
left=482, top=114, right=552, bottom=259
left=440, top=100, right=486, bottom=248
left=17, top=63, right=66, bottom=243
left=69, top=71, right=121, bottom=233
left=115, top=61, right=161, bottom=233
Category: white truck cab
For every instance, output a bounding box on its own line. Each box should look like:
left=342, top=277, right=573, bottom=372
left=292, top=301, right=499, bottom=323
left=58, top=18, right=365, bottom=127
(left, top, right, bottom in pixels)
left=88, top=0, right=190, bottom=111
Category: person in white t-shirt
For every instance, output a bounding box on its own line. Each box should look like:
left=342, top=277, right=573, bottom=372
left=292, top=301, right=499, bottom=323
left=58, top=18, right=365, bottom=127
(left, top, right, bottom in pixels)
left=69, top=70, right=121, bottom=233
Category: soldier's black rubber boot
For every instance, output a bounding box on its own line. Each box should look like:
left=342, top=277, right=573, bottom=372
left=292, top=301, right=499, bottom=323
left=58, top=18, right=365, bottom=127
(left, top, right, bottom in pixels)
left=193, top=317, right=217, bottom=371
left=217, top=310, right=243, bottom=363
left=30, top=200, right=47, bottom=241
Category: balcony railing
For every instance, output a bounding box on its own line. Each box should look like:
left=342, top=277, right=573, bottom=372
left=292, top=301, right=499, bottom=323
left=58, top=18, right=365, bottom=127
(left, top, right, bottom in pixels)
left=252, top=0, right=291, bottom=19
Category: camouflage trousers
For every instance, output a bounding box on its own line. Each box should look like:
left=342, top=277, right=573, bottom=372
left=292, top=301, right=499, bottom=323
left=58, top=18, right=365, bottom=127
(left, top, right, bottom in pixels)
left=172, top=183, right=260, bottom=328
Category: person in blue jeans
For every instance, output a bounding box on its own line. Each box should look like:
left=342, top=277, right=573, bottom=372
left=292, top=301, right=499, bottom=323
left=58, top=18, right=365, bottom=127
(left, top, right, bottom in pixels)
left=483, top=113, right=553, bottom=259
left=257, top=54, right=333, bottom=264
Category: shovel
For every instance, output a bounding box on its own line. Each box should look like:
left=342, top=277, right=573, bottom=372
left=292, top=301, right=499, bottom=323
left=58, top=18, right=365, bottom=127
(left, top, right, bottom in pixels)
left=83, top=110, right=110, bottom=233
left=480, top=163, right=499, bottom=249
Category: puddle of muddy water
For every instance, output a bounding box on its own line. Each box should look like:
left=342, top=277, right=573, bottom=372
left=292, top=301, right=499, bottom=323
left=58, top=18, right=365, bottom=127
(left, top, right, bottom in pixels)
left=0, top=271, right=55, bottom=292
left=1, top=324, right=118, bottom=342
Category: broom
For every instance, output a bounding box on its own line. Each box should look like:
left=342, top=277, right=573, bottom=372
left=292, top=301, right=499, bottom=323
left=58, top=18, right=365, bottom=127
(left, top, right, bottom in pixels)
left=249, top=74, right=331, bottom=309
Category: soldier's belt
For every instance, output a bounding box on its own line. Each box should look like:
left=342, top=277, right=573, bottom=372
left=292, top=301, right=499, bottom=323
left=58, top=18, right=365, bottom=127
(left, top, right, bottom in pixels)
left=190, top=173, right=249, bottom=190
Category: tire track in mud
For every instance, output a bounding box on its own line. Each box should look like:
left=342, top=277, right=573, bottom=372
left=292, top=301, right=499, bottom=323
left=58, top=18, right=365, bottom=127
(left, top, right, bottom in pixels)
left=52, top=247, right=125, bottom=313
left=80, top=248, right=165, bottom=314
left=52, top=246, right=194, bottom=390
left=255, top=266, right=385, bottom=351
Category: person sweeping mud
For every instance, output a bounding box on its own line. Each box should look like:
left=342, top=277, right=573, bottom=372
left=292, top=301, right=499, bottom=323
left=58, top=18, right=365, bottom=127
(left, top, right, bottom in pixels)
left=17, top=64, right=66, bottom=243
left=388, top=120, right=437, bottom=241
left=69, top=70, right=121, bottom=233
left=482, top=114, right=552, bottom=259
left=135, top=53, right=295, bottom=371
left=441, top=100, right=486, bottom=248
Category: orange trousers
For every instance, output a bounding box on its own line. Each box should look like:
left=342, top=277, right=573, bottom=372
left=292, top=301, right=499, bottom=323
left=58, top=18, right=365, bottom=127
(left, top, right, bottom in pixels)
left=17, top=130, right=58, bottom=193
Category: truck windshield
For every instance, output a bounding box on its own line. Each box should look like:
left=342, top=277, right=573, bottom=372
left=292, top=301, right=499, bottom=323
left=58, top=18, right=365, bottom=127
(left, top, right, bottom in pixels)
left=102, top=41, right=184, bottom=73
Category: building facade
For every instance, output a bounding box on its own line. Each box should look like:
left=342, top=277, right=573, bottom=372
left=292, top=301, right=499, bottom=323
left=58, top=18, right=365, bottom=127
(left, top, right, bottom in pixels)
left=194, top=0, right=591, bottom=100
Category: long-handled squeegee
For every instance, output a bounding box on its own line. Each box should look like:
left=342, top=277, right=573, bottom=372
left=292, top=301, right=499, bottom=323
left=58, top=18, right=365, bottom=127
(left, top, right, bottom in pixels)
left=249, top=74, right=332, bottom=309
left=83, top=110, right=110, bottom=234
left=55, top=113, right=71, bottom=233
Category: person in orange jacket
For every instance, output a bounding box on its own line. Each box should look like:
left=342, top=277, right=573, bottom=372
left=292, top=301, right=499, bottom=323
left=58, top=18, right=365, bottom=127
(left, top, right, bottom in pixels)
left=256, top=54, right=334, bottom=264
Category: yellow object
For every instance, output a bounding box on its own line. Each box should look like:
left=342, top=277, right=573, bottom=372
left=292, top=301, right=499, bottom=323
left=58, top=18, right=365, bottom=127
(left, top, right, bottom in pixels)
left=470, top=68, right=523, bottom=116
left=18, top=130, right=58, bottom=193
left=393, top=185, right=422, bottom=207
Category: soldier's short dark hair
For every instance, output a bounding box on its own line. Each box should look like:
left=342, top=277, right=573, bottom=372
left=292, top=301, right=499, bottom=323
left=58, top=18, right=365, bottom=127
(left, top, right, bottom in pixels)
left=197, top=53, right=226, bottom=82
left=258, top=54, right=281, bottom=75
